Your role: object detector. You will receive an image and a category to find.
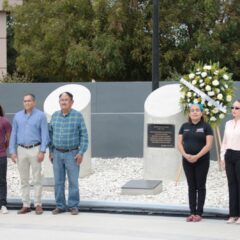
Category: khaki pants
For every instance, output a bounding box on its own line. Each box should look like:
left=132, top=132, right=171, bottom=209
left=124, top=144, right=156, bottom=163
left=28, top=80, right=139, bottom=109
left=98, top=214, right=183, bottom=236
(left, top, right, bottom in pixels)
left=17, top=146, right=42, bottom=207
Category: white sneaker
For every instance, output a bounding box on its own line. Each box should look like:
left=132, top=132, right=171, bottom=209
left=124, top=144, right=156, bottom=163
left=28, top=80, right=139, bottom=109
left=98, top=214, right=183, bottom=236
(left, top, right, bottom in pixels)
left=1, top=206, right=8, bottom=214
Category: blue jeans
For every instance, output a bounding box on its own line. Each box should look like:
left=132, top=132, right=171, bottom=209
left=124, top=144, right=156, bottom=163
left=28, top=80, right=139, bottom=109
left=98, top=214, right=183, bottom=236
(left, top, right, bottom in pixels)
left=53, top=149, right=80, bottom=209
left=0, top=156, right=7, bottom=207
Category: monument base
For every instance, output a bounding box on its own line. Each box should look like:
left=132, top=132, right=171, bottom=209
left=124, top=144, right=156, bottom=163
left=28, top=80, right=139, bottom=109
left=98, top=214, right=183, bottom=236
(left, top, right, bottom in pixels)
left=30, top=177, right=55, bottom=191
left=121, top=179, right=162, bottom=195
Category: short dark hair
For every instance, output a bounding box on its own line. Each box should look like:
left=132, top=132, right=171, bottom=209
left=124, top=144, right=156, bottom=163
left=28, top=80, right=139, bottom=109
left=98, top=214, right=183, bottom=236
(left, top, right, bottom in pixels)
left=24, top=93, right=36, bottom=101
left=0, top=105, right=4, bottom=117
left=59, top=92, right=73, bottom=100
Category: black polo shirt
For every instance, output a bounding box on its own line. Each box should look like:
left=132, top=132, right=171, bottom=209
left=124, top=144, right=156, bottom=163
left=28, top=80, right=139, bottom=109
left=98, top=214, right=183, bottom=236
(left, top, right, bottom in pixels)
left=179, top=121, right=213, bottom=156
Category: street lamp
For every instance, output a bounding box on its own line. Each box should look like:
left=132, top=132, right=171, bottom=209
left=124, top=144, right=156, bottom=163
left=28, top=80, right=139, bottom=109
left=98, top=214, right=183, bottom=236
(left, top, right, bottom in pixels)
left=152, top=0, right=159, bottom=91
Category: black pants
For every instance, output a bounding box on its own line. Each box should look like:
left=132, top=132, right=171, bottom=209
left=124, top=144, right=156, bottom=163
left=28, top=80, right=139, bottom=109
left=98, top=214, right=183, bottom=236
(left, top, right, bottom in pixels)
left=225, top=149, right=240, bottom=217
left=183, top=157, right=209, bottom=216
left=0, top=156, right=7, bottom=207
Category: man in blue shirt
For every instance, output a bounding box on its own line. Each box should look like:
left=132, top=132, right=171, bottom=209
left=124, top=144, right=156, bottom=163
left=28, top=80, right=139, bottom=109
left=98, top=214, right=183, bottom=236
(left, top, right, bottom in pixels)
left=49, top=92, right=88, bottom=215
left=9, top=93, right=49, bottom=215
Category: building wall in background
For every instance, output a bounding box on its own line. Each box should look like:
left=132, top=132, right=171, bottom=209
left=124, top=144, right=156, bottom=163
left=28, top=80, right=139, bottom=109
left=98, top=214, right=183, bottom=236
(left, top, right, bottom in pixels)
left=0, top=82, right=239, bottom=158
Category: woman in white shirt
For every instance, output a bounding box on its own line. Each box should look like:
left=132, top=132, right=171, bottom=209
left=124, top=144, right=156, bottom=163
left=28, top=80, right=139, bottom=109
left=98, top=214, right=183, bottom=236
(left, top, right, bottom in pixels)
left=221, top=99, right=240, bottom=224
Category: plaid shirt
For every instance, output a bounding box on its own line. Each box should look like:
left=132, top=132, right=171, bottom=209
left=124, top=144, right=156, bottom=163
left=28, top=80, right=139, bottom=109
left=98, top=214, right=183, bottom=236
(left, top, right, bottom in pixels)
left=49, top=109, right=88, bottom=155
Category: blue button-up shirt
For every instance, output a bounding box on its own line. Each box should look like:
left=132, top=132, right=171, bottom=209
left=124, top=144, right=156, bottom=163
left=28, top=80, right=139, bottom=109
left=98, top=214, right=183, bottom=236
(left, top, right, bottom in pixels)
left=49, top=109, right=88, bottom=156
left=9, top=108, right=49, bottom=153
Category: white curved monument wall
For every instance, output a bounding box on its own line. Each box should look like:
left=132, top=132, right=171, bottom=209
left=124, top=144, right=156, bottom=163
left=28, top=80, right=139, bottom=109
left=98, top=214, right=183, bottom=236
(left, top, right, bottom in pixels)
left=144, top=84, right=185, bottom=181
left=43, top=84, right=92, bottom=178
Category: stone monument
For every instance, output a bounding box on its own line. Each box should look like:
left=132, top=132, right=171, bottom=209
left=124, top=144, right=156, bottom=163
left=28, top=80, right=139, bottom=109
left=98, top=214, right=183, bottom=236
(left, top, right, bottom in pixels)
left=144, top=84, right=185, bottom=181
left=122, top=84, right=185, bottom=195
left=43, top=84, right=92, bottom=181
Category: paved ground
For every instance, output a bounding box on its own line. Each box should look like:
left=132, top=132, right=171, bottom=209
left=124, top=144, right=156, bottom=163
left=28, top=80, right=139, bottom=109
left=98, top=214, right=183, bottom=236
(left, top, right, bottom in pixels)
left=0, top=211, right=239, bottom=240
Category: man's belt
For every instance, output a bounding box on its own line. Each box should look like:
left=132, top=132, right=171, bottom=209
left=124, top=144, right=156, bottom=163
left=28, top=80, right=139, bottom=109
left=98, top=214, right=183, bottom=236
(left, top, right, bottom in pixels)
left=18, top=143, right=41, bottom=149
left=55, top=147, right=79, bottom=153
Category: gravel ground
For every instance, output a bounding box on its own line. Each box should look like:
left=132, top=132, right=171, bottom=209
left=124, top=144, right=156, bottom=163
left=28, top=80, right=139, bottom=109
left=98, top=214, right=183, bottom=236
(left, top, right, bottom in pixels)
left=7, top=158, right=229, bottom=208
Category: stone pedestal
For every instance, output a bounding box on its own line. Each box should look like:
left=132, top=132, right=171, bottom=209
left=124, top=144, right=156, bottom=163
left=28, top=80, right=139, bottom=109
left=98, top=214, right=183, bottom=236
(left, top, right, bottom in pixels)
left=143, top=84, right=185, bottom=181
left=43, top=84, right=92, bottom=179
left=121, top=180, right=162, bottom=195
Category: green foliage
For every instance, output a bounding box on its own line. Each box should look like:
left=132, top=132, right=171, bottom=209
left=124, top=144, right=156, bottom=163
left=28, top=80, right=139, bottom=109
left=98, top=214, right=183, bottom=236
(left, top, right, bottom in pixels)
left=0, top=72, right=32, bottom=83
left=10, top=0, right=151, bottom=82
left=6, top=0, right=240, bottom=82
left=160, top=0, right=240, bottom=81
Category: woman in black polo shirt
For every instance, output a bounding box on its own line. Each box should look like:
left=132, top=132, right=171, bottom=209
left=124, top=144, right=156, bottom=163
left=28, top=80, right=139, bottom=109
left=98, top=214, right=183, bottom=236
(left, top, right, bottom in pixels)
left=177, top=103, right=213, bottom=222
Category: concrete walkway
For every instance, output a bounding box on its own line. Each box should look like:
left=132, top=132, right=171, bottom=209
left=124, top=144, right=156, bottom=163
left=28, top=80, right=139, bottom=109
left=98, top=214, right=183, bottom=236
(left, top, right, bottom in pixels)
left=0, top=211, right=239, bottom=240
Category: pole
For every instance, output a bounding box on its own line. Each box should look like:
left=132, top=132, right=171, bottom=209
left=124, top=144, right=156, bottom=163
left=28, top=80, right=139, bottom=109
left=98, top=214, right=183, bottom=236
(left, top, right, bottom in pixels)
left=152, top=0, right=159, bottom=91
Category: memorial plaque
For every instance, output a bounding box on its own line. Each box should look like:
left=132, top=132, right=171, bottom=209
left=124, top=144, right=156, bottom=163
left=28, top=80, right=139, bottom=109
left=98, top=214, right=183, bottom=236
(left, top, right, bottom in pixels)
left=148, top=124, right=175, bottom=148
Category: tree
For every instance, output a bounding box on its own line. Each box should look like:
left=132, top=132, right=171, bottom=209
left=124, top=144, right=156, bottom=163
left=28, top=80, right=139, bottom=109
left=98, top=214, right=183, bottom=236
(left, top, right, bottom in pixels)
left=11, top=0, right=152, bottom=82
left=6, top=14, right=17, bottom=74
left=159, top=0, right=240, bottom=80
left=8, top=0, right=240, bottom=82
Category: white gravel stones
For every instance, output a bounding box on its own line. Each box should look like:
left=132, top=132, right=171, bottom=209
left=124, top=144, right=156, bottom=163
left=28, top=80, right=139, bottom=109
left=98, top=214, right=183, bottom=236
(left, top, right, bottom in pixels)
left=7, top=158, right=228, bottom=208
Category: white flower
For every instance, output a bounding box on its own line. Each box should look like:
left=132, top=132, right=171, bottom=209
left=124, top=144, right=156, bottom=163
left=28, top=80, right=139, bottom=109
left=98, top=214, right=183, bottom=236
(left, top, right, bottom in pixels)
left=212, top=80, right=219, bottom=86
left=180, top=92, right=185, bottom=98
left=192, top=80, right=197, bottom=85
left=201, top=72, right=207, bottom=78
left=210, top=116, right=217, bottom=121
left=208, top=91, right=215, bottom=96
left=207, top=102, right=213, bottom=107
left=180, top=62, right=233, bottom=127
left=223, top=74, right=229, bottom=80
left=219, top=113, right=225, bottom=119
left=203, top=65, right=212, bottom=70
left=189, top=73, right=195, bottom=79
left=205, top=85, right=211, bottom=91
left=226, top=95, right=232, bottom=102
left=217, top=93, right=223, bottom=100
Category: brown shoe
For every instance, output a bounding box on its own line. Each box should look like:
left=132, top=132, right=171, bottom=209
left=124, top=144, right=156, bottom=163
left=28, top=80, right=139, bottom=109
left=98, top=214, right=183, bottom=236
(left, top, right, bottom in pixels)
left=52, top=208, right=65, bottom=215
left=18, top=207, right=31, bottom=214
left=35, top=205, right=43, bottom=215
left=69, top=207, right=79, bottom=215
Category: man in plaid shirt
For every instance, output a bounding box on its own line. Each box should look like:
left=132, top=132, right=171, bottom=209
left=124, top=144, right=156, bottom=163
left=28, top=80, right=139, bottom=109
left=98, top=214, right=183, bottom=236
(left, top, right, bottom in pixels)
left=49, top=92, right=88, bottom=215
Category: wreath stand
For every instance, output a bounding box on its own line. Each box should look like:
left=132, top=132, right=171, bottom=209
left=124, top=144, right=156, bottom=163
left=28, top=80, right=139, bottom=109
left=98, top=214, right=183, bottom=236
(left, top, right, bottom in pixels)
left=214, top=126, right=222, bottom=170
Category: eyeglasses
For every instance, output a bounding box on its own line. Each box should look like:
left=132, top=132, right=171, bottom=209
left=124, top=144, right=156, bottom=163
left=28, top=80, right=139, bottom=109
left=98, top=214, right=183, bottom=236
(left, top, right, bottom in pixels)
left=231, top=107, right=240, bottom=110
left=190, top=109, right=201, bottom=113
